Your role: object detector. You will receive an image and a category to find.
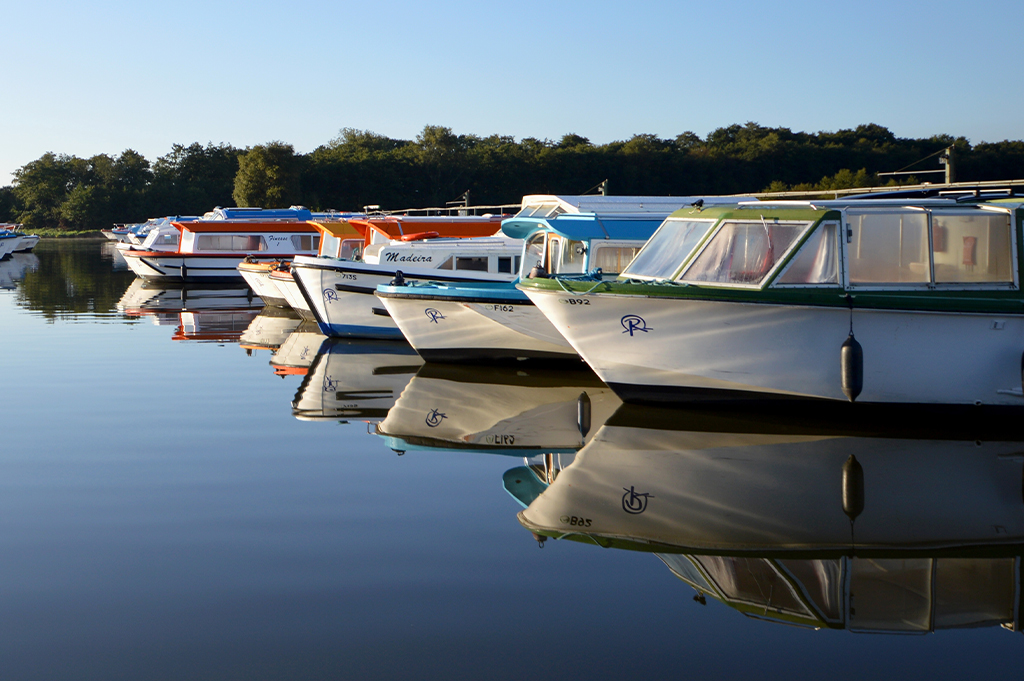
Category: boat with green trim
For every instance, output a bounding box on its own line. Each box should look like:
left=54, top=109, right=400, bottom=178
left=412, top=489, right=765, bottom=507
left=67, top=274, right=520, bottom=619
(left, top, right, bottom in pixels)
left=518, top=195, right=1024, bottom=406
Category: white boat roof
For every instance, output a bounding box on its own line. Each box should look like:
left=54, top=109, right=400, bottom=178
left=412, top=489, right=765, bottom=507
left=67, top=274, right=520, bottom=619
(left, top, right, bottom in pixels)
left=517, top=195, right=753, bottom=218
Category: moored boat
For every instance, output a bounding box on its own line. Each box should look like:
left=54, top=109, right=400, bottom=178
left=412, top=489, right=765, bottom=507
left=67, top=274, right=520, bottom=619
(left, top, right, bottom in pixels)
left=117, top=206, right=337, bottom=282
left=519, top=195, right=1024, bottom=407
left=0, top=224, right=40, bottom=253
left=0, top=229, right=19, bottom=260
left=238, top=218, right=366, bottom=310
left=376, top=196, right=746, bottom=362
left=290, top=215, right=516, bottom=339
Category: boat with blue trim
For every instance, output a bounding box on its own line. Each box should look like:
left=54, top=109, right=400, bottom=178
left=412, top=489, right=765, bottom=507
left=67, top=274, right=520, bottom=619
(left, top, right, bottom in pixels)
left=376, top=195, right=751, bottom=362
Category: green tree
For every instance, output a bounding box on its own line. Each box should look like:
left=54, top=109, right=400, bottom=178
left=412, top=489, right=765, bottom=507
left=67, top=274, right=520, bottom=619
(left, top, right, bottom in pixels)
left=233, top=142, right=302, bottom=208
left=0, top=186, right=20, bottom=223
left=150, top=142, right=242, bottom=215
left=12, top=152, right=87, bottom=228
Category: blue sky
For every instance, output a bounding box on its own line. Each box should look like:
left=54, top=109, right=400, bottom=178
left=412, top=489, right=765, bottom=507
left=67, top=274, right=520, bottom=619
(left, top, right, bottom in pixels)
left=3, top=0, right=1022, bottom=185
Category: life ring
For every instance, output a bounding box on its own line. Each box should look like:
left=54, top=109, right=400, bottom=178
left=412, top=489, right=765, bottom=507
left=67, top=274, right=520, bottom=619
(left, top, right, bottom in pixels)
left=399, top=231, right=440, bottom=242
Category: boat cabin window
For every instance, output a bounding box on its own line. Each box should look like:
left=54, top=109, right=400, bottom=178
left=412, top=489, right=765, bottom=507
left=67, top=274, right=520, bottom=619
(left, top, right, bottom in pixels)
left=515, top=204, right=564, bottom=219
left=776, top=222, right=840, bottom=285
left=436, top=255, right=490, bottom=271
left=931, top=212, right=1012, bottom=283
left=845, top=208, right=1014, bottom=287
left=680, top=220, right=808, bottom=285
left=456, top=256, right=488, bottom=272
left=339, top=239, right=362, bottom=261
left=320, top=232, right=341, bottom=257
left=290, top=235, right=320, bottom=252
left=553, top=237, right=586, bottom=274
left=848, top=558, right=932, bottom=633
left=497, top=256, right=513, bottom=273
left=694, top=556, right=815, bottom=619
left=591, top=244, right=642, bottom=274
left=621, top=219, right=716, bottom=279
left=523, top=233, right=546, bottom=274
left=196, top=234, right=267, bottom=251
left=847, top=210, right=930, bottom=284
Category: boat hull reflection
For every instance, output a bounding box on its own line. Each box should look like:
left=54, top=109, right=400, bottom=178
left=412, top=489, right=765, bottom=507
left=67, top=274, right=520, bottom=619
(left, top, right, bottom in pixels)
left=376, top=363, right=621, bottom=456
left=292, top=338, right=423, bottom=422
left=516, top=405, right=1024, bottom=633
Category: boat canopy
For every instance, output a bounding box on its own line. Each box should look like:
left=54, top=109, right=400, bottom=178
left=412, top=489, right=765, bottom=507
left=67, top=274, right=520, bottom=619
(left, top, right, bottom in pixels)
left=203, top=206, right=315, bottom=221
left=501, top=213, right=667, bottom=241
left=309, top=220, right=365, bottom=238
left=620, top=198, right=1021, bottom=290
left=349, top=216, right=505, bottom=243
left=514, top=195, right=757, bottom=220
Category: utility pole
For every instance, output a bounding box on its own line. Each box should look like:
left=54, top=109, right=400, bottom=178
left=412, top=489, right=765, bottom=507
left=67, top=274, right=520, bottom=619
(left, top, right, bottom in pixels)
left=939, top=146, right=955, bottom=184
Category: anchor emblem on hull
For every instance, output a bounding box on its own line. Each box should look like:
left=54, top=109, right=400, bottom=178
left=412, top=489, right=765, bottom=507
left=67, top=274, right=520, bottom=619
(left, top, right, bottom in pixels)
left=622, top=486, right=654, bottom=514
left=425, top=408, right=447, bottom=427
left=620, top=314, right=652, bottom=336
left=323, top=288, right=339, bottom=303
left=425, top=308, right=446, bottom=323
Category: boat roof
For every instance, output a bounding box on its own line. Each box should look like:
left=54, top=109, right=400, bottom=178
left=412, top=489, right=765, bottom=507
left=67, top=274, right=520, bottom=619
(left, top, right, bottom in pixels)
left=349, top=215, right=505, bottom=240
left=307, top=220, right=365, bottom=238
left=515, top=195, right=755, bottom=218
left=172, top=220, right=320, bottom=233
left=201, top=206, right=360, bottom=221
left=662, top=196, right=1024, bottom=222
left=501, top=212, right=669, bottom=241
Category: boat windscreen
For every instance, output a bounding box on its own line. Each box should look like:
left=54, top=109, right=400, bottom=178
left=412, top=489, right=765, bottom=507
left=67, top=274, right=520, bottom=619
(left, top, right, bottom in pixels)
left=621, top=219, right=716, bottom=279
left=680, top=220, right=810, bottom=286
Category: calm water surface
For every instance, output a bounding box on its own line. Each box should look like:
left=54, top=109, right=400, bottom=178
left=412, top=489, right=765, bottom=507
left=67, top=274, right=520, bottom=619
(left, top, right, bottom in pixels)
left=1, top=240, right=1023, bottom=680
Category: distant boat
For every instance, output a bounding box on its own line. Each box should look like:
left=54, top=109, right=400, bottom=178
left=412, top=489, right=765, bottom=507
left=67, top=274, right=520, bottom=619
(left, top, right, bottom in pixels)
left=0, top=224, right=39, bottom=253
left=117, top=206, right=341, bottom=282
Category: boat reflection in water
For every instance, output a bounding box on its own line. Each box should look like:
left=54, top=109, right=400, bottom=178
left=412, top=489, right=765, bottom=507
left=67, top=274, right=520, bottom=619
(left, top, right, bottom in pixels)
left=0, top=253, right=39, bottom=290
left=291, top=338, right=423, bottom=422
left=101, top=240, right=129, bottom=271
left=118, top=279, right=263, bottom=341
left=376, top=363, right=621, bottom=457
left=239, top=306, right=302, bottom=353
left=515, top=405, right=1024, bottom=634
left=270, top=321, right=326, bottom=377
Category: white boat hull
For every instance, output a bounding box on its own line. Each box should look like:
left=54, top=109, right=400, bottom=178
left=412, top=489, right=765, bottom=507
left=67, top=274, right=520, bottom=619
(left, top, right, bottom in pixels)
left=523, top=289, right=1024, bottom=406
left=238, top=264, right=289, bottom=307
left=291, top=261, right=405, bottom=339
left=380, top=294, right=575, bottom=362
left=291, top=257, right=516, bottom=339
left=121, top=250, right=300, bottom=282
left=271, top=271, right=314, bottom=319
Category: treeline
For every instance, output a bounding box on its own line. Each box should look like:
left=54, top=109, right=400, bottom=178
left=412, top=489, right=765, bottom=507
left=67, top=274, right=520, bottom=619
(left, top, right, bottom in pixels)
left=4, top=123, right=1024, bottom=230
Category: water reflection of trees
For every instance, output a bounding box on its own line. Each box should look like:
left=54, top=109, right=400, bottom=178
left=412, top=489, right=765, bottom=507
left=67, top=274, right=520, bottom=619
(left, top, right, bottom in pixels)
left=15, top=240, right=136, bottom=319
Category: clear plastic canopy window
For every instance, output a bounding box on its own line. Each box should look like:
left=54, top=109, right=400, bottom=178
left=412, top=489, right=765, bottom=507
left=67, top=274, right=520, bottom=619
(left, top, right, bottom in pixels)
left=621, top=219, right=716, bottom=279
left=681, top=220, right=810, bottom=285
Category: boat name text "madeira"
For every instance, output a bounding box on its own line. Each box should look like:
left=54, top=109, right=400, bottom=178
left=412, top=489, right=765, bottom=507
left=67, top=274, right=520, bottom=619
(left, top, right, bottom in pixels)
left=385, top=253, right=433, bottom=263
